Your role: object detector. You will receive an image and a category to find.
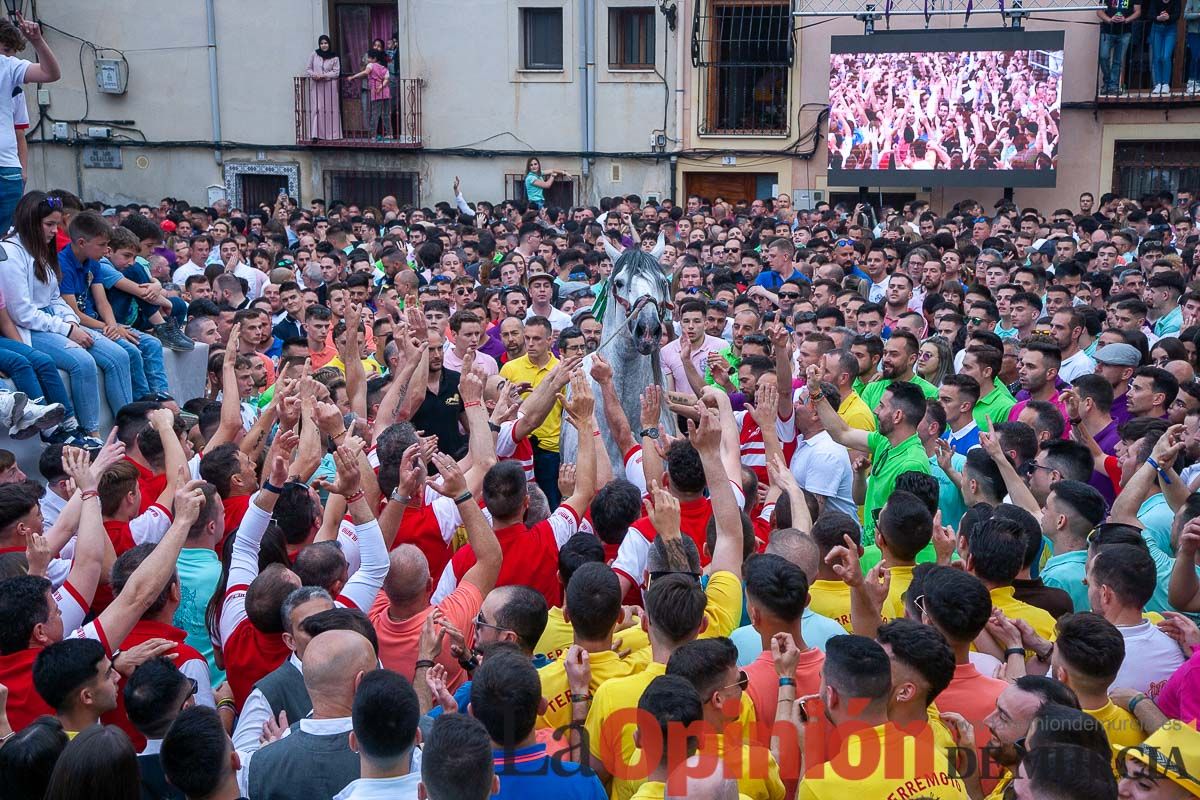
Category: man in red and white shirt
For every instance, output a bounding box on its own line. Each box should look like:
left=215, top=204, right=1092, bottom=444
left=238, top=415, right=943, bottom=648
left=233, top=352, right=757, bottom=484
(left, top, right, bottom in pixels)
left=433, top=378, right=600, bottom=607
left=219, top=443, right=386, bottom=709
left=0, top=450, right=204, bottom=732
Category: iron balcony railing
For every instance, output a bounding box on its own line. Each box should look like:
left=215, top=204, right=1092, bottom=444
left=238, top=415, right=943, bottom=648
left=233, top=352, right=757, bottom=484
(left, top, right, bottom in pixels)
left=294, top=75, right=423, bottom=147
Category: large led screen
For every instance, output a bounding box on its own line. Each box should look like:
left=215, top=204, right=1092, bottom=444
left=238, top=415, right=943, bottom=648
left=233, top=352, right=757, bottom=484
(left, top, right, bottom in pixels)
left=827, top=29, right=1065, bottom=188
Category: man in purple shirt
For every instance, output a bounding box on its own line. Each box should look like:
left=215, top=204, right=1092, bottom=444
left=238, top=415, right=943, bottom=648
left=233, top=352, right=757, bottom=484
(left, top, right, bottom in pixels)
left=1095, top=342, right=1140, bottom=427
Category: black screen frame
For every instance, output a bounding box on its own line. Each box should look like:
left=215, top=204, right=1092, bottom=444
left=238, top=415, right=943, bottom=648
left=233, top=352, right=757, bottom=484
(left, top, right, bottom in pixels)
left=826, top=28, right=1066, bottom=189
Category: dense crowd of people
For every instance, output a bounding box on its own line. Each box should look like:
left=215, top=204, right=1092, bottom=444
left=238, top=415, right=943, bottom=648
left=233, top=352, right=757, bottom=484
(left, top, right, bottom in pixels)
left=0, top=178, right=1198, bottom=800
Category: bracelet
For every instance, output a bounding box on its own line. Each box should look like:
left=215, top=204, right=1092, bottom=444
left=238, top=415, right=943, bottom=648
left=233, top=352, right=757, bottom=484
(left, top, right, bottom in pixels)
left=415, top=659, right=436, bottom=671
left=1069, top=418, right=1082, bottom=425
left=1128, top=693, right=1147, bottom=713
left=464, top=400, right=481, bottom=408
left=262, top=481, right=283, bottom=495
left=216, top=698, right=236, bottom=711
left=454, top=490, right=474, bottom=505
left=1035, top=643, right=1054, bottom=663
left=1148, top=457, right=1174, bottom=484
left=1003, top=647, right=1026, bottom=660
left=80, top=490, right=99, bottom=502
left=345, top=490, right=365, bottom=504
left=570, top=693, right=592, bottom=704
left=331, top=429, right=348, bottom=441
left=778, top=677, right=796, bottom=687
left=810, top=392, right=824, bottom=404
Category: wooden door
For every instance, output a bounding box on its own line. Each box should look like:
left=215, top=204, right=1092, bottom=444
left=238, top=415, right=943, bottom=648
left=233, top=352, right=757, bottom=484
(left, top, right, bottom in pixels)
left=685, top=172, right=758, bottom=205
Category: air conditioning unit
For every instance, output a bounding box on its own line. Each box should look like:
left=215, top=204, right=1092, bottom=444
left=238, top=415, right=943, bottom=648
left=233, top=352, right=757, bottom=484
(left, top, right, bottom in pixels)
left=792, top=189, right=825, bottom=209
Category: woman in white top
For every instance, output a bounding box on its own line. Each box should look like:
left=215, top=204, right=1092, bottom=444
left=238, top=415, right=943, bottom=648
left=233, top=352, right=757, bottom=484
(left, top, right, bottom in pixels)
left=0, top=191, right=132, bottom=435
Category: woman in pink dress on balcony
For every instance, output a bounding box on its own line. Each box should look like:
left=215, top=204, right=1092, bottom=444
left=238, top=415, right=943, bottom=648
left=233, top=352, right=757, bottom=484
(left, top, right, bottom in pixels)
left=305, top=35, right=342, bottom=141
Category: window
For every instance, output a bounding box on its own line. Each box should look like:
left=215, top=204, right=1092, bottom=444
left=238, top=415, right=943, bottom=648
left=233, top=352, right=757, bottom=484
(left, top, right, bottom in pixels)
left=609, top=8, right=655, bottom=69
left=693, top=0, right=794, bottom=135
left=521, top=8, right=564, bottom=70
left=325, top=171, right=420, bottom=207
left=1113, top=140, right=1200, bottom=199
left=507, top=173, right=576, bottom=208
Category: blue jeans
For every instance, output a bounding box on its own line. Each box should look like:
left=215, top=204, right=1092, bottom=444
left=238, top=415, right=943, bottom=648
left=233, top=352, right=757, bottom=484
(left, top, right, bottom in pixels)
left=30, top=330, right=132, bottom=433
left=1188, top=31, right=1200, bottom=81
left=1151, top=22, right=1177, bottom=86
left=1099, top=31, right=1132, bottom=91
left=0, top=337, right=74, bottom=416
left=114, top=330, right=167, bottom=398
left=0, top=168, right=22, bottom=236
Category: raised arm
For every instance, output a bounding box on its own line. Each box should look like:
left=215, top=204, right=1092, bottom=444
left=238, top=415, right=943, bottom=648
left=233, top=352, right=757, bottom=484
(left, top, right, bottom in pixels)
left=515, top=356, right=578, bottom=442
left=396, top=342, right=430, bottom=423
left=147, top=409, right=188, bottom=511
left=589, top=354, right=636, bottom=456
left=459, top=364, right=498, bottom=496
left=56, top=446, right=110, bottom=613
left=431, top=451, right=502, bottom=595
left=690, top=408, right=743, bottom=580
left=1168, top=520, right=1200, bottom=612
left=452, top=176, right=476, bottom=218
left=317, top=440, right=389, bottom=612
left=17, top=16, right=61, bottom=84
left=97, top=483, right=207, bottom=648
left=561, top=371, right=599, bottom=515
left=341, top=303, right=369, bottom=420
left=979, top=419, right=1043, bottom=521
left=804, top=365, right=869, bottom=452
left=205, top=323, right=247, bottom=451
left=373, top=324, right=425, bottom=437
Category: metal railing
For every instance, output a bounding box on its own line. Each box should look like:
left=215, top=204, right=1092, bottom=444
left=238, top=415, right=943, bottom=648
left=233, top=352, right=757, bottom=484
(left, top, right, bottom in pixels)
left=1095, top=18, right=1200, bottom=104
left=293, top=76, right=423, bottom=147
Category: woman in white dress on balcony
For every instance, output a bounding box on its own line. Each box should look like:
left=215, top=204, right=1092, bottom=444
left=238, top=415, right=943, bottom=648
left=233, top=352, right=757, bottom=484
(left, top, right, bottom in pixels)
left=305, top=35, right=342, bottom=141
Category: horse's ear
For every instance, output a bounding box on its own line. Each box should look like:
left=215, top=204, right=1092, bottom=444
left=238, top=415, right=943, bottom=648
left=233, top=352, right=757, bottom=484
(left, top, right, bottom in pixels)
left=648, top=231, right=666, bottom=261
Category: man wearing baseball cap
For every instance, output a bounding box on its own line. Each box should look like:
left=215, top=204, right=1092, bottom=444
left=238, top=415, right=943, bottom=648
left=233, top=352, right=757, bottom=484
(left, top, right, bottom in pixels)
left=1121, top=722, right=1200, bottom=798
left=526, top=270, right=572, bottom=332
left=1095, top=342, right=1141, bottom=427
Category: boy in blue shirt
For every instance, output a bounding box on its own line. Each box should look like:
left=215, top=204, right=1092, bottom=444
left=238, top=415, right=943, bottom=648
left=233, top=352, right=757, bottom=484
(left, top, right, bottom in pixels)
left=58, top=212, right=173, bottom=401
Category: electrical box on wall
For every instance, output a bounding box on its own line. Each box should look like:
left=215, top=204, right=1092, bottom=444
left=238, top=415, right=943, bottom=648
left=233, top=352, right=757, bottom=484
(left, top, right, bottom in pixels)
left=792, top=190, right=825, bottom=209
left=94, top=58, right=128, bottom=94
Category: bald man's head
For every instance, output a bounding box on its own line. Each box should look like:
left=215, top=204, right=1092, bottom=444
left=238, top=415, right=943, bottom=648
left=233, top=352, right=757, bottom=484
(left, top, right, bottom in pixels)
left=764, top=528, right=821, bottom=583
left=302, top=629, right=377, bottom=714
left=383, top=545, right=431, bottom=606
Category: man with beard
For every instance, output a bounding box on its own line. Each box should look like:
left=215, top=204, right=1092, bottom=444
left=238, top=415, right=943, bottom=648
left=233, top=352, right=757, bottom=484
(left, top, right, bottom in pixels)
left=1007, top=340, right=1069, bottom=428
left=859, top=331, right=939, bottom=411
left=577, top=313, right=602, bottom=353
left=981, top=676, right=1082, bottom=798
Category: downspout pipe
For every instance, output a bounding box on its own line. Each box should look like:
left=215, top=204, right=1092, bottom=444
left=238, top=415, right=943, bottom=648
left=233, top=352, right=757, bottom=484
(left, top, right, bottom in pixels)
left=579, top=2, right=590, bottom=179
left=585, top=0, right=596, bottom=184
left=205, top=0, right=223, bottom=165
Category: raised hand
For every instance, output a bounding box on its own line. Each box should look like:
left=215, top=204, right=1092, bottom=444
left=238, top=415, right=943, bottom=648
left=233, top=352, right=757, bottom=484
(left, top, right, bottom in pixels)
left=686, top=407, right=722, bottom=454
left=25, top=532, right=51, bottom=578
left=426, top=451, right=468, bottom=498
left=564, top=644, right=592, bottom=696
left=640, top=385, right=664, bottom=429
left=932, top=510, right=956, bottom=565
left=563, top=371, right=596, bottom=427
left=316, top=446, right=363, bottom=497
left=425, top=663, right=459, bottom=714
left=748, top=380, right=778, bottom=431
left=644, top=479, right=681, bottom=538
left=558, top=462, right=577, bottom=498
left=395, top=443, right=426, bottom=500
left=825, top=534, right=864, bottom=588
left=771, top=632, right=800, bottom=679
left=460, top=367, right=484, bottom=406
left=589, top=353, right=614, bottom=384
left=174, top=481, right=208, bottom=526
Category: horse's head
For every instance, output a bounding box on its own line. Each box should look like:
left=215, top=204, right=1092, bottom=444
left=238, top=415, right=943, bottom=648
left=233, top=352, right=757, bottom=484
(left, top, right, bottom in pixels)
left=606, top=238, right=670, bottom=356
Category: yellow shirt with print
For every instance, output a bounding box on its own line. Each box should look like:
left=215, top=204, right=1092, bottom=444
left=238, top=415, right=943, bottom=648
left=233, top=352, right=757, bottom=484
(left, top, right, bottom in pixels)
left=989, top=585, right=1057, bottom=641
left=839, top=391, right=877, bottom=433
left=536, top=606, right=651, bottom=662
left=326, top=355, right=383, bottom=377
left=797, top=722, right=969, bottom=800
left=809, top=579, right=853, bottom=632
left=500, top=354, right=561, bottom=450
left=1085, top=701, right=1147, bottom=750
left=537, top=648, right=645, bottom=733
left=985, top=772, right=1012, bottom=800
left=882, top=564, right=916, bottom=622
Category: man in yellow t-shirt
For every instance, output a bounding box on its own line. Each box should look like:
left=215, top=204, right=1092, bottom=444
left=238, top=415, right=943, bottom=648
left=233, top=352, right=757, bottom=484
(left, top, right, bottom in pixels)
left=962, top=517, right=1057, bottom=645
left=808, top=511, right=861, bottom=632
left=585, top=569, right=746, bottom=800
left=1051, top=612, right=1148, bottom=751
left=536, top=563, right=646, bottom=733
left=981, top=675, right=1089, bottom=797
left=623, top=674, right=705, bottom=800
left=822, top=350, right=876, bottom=433
left=499, top=317, right=561, bottom=499
left=797, top=635, right=968, bottom=800
left=872, top=491, right=933, bottom=622
left=666, top=637, right=785, bottom=800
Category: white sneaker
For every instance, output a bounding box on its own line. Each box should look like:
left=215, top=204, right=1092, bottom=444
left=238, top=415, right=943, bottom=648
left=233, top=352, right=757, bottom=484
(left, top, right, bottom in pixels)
left=1152, top=84, right=1165, bottom=95
left=10, top=399, right=66, bottom=439
left=0, top=391, right=27, bottom=429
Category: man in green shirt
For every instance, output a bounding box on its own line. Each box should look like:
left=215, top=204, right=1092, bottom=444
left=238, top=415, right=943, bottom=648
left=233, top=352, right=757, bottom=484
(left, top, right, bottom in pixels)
left=960, top=344, right=1016, bottom=430
left=806, top=364, right=931, bottom=546
left=859, top=331, right=939, bottom=413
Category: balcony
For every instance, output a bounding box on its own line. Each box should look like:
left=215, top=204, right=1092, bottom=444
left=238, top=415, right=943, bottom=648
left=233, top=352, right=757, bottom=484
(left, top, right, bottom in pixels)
left=293, top=76, right=423, bottom=148
left=1095, top=23, right=1200, bottom=107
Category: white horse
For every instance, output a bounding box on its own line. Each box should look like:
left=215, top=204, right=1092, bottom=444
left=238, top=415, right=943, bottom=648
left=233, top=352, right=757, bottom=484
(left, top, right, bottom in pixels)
left=561, top=233, right=677, bottom=470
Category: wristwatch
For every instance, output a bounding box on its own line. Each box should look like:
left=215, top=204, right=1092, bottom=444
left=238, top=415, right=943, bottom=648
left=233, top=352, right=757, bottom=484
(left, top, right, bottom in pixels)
left=639, top=427, right=660, bottom=440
